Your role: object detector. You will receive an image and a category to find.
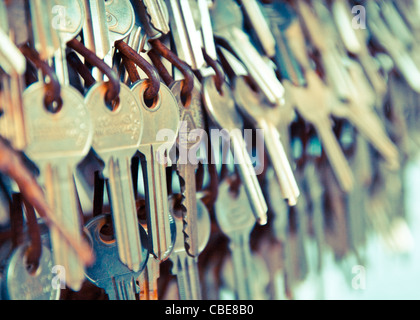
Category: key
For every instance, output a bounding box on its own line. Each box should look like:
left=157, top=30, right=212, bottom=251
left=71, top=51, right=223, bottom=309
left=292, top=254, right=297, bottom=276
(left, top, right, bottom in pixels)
left=171, top=79, right=205, bottom=257
left=169, top=195, right=210, bottom=300
left=29, top=0, right=60, bottom=61
left=2, top=243, right=60, bottom=300
left=23, top=83, right=93, bottom=291
left=330, top=60, right=400, bottom=169
left=367, top=1, right=420, bottom=93
left=240, top=0, right=276, bottom=58
left=198, top=0, right=217, bottom=61
left=166, top=0, right=205, bottom=70
left=104, top=0, right=135, bottom=67
left=52, top=0, right=85, bottom=85
left=82, top=0, right=111, bottom=60
left=203, top=77, right=268, bottom=225
left=283, top=71, right=354, bottom=192
left=136, top=0, right=170, bottom=39
left=131, top=79, right=179, bottom=261
left=215, top=179, right=257, bottom=300
left=86, top=82, right=144, bottom=272
left=138, top=211, right=176, bottom=300
left=331, top=0, right=387, bottom=103
left=84, top=214, right=149, bottom=300
left=0, top=4, right=28, bottom=150
left=210, top=0, right=285, bottom=106
left=233, top=76, right=300, bottom=206
left=262, top=1, right=306, bottom=87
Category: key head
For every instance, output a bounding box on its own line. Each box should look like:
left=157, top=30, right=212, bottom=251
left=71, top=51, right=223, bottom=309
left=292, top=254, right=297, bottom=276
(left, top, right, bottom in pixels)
left=233, top=76, right=283, bottom=126
left=105, top=0, right=135, bottom=45
left=131, top=80, right=179, bottom=148
left=169, top=195, right=211, bottom=255
left=2, top=244, right=60, bottom=300
left=215, top=179, right=256, bottom=235
left=202, top=77, right=243, bottom=130
left=210, top=0, right=243, bottom=35
left=171, top=80, right=205, bottom=151
left=23, top=83, right=93, bottom=164
left=283, top=71, right=334, bottom=124
left=52, top=0, right=85, bottom=43
left=84, top=214, right=149, bottom=287
left=86, top=82, right=143, bottom=157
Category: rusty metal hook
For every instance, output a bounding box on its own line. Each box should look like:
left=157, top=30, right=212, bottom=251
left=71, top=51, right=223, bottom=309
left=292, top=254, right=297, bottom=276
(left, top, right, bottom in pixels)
left=115, top=40, right=161, bottom=101
left=22, top=198, right=42, bottom=273
left=67, top=39, right=120, bottom=105
left=149, top=39, right=194, bottom=102
left=19, top=44, right=63, bottom=113
left=203, top=49, right=224, bottom=94
left=66, top=51, right=96, bottom=88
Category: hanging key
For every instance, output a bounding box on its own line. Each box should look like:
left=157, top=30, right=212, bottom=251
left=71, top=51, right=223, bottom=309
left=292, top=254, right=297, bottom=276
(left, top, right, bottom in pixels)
left=215, top=179, right=257, bottom=300
left=52, top=0, right=85, bottom=85
left=203, top=78, right=268, bottom=225
left=2, top=243, right=60, bottom=300
left=165, top=0, right=205, bottom=70
left=82, top=0, right=111, bottom=60
left=104, top=0, right=135, bottom=67
left=135, top=0, right=170, bottom=39
left=23, top=83, right=93, bottom=291
left=283, top=71, right=354, bottom=192
left=138, top=211, right=176, bottom=300
left=240, top=0, right=276, bottom=58
left=169, top=195, right=211, bottom=300
left=233, top=76, right=300, bottom=206
left=209, top=0, right=285, bottom=106
left=131, top=79, right=179, bottom=261
left=171, top=78, right=205, bottom=257
left=29, top=0, right=60, bottom=61
left=85, top=214, right=149, bottom=300
left=86, top=82, right=144, bottom=272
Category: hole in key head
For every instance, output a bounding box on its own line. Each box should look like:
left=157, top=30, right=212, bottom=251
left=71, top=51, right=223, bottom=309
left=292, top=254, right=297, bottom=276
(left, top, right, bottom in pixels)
left=105, top=96, right=120, bottom=112
left=99, top=221, right=116, bottom=244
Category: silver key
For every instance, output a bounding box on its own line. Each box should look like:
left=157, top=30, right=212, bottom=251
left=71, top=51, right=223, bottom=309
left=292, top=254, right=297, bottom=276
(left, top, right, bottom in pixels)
left=104, top=0, right=135, bottom=66
left=241, top=0, right=276, bottom=58
left=86, top=82, right=144, bottom=272
left=2, top=243, right=60, bottom=300
left=0, top=4, right=28, bottom=151
left=210, top=0, right=284, bottom=106
left=233, top=76, right=300, bottom=206
left=215, top=179, right=256, bottom=300
left=82, top=0, right=111, bottom=59
left=284, top=71, right=354, bottom=192
left=29, top=0, right=60, bottom=61
left=198, top=0, right=217, bottom=60
left=171, top=79, right=205, bottom=257
left=131, top=80, right=179, bottom=261
left=203, top=78, right=268, bottom=225
left=23, top=83, right=93, bottom=291
left=170, top=196, right=211, bottom=300
left=138, top=211, right=176, bottom=300
left=85, top=214, right=149, bottom=300
left=136, top=0, right=170, bottom=39
left=52, top=0, right=85, bottom=85
left=166, top=0, right=205, bottom=70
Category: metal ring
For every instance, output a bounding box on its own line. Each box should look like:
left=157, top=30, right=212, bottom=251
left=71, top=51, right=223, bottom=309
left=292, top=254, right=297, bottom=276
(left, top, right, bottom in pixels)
left=67, top=39, right=120, bottom=105
left=19, top=44, right=63, bottom=112
left=149, top=39, right=194, bottom=101
left=115, top=40, right=161, bottom=101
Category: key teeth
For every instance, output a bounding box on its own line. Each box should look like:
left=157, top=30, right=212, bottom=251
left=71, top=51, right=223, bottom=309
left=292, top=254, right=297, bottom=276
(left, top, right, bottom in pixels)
left=176, top=166, right=194, bottom=255
left=143, top=0, right=170, bottom=35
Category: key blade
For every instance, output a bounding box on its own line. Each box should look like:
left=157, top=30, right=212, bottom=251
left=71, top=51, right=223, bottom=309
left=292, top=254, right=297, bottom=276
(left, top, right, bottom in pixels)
left=29, top=0, right=60, bottom=60
left=82, top=0, right=111, bottom=59
left=0, top=29, right=26, bottom=76
left=241, top=0, right=276, bottom=57
left=107, top=156, right=143, bottom=272
left=143, top=0, right=170, bottom=35
left=177, top=162, right=199, bottom=257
